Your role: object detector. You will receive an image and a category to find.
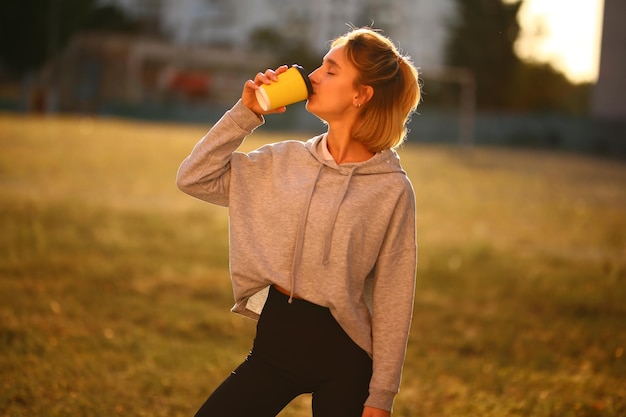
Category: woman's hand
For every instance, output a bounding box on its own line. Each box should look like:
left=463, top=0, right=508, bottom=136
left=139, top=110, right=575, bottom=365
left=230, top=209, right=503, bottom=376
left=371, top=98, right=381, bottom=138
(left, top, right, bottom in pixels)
left=241, top=65, right=289, bottom=116
left=362, top=406, right=391, bottom=417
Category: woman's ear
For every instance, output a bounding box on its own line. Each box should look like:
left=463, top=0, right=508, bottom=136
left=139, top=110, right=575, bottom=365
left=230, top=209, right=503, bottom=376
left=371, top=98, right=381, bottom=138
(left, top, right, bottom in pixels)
left=358, top=85, right=374, bottom=106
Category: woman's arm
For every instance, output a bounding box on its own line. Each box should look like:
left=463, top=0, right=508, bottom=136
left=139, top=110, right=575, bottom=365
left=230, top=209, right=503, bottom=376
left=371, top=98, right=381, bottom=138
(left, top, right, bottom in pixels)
left=176, top=66, right=290, bottom=205
left=366, top=185, right=417, bottom=412
left=176, top=101, right=263, bottom=206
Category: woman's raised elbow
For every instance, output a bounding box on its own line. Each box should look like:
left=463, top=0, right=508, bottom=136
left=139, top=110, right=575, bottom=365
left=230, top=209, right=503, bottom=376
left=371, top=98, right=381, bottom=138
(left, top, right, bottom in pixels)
left=176, top=170, right=196, bottom=194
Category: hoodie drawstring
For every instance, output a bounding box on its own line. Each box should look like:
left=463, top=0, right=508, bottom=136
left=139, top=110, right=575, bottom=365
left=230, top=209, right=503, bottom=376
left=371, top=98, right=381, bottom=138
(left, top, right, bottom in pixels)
left=289, top=163, right=324, bottom=303
left=322, top=167, right=356, bottom=265
left=289, top=163, right=357, bottom=302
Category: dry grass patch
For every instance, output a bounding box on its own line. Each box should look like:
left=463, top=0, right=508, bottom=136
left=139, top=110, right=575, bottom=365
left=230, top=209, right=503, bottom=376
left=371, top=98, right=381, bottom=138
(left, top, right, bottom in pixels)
left=1, top=113, right=625, bottom=416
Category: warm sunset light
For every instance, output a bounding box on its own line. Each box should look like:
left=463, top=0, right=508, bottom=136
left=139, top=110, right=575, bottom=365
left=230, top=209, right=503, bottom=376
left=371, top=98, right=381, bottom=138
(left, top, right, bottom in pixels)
left=513, top=0, right=604, bottom=83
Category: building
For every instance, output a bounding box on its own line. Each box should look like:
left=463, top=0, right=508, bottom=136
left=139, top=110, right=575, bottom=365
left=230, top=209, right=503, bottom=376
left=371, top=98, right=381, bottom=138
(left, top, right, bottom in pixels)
left=98, top=0, right=455, bottom=71
left=31, top=0, right=455, bottom=126
left=592, top=0, right=626, bottom=121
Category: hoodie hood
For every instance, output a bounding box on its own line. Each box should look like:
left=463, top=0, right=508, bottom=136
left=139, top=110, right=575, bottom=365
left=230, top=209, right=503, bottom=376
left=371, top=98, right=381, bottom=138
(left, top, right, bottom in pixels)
left=305, top=134, right=406, bottom=176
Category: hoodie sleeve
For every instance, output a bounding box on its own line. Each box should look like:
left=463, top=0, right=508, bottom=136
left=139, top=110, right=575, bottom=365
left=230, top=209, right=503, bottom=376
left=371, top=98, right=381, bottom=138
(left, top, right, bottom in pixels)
left=176, top=100, right=264, bottom=206
left=365, top=183, right=417, bottom=412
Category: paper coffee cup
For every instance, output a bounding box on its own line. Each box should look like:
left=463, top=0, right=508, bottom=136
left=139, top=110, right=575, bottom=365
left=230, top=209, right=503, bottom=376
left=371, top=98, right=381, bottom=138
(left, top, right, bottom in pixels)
left=255, top=65, right=313, bottom=111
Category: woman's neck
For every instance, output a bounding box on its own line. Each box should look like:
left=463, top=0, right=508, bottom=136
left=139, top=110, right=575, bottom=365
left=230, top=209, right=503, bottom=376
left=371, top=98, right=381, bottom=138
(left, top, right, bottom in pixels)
left=326, top=126, right=374, bottom=164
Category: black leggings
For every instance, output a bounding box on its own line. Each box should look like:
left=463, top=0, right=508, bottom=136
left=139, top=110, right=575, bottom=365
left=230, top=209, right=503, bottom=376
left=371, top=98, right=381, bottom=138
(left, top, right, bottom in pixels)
left=194, top=286, right=373, bottom=417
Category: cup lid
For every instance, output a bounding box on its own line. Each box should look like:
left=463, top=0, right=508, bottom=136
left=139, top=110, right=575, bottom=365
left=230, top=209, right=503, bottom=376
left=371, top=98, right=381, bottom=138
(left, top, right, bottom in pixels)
left=293, top=65, right=313, bottom=97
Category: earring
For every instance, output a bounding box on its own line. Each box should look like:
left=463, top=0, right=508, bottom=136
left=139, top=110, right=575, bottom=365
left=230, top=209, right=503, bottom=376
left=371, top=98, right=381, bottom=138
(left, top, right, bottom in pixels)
left=355, top=103, right=361, bottom=108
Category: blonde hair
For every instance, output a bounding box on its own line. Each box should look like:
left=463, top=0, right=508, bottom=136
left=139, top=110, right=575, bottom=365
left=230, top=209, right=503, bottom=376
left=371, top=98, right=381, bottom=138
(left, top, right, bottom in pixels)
left=331, top=27, right=421, bottom=152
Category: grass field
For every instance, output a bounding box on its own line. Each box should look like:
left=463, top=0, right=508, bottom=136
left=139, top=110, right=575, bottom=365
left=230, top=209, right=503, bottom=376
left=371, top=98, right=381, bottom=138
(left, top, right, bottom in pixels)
left=1, top=112, right=625, bottom=417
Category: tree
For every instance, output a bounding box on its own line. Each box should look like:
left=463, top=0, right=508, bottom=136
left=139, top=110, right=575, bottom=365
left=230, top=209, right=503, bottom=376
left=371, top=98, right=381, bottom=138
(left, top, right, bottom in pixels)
left=445, top=0, right=523, bottom=110
left=445, top=0, right=591, bottom=114
left=248, top=27, right=322, bottom=75
left=0, top=0, right=137, bottom=77
left=511, top=62, right=591, bottom=115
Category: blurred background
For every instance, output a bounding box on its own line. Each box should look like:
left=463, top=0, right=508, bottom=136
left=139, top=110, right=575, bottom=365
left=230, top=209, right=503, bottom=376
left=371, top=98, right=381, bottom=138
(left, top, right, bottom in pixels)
left=1, top=2, right=625, bottom=416
left=0, top=0, right=624, bottom=156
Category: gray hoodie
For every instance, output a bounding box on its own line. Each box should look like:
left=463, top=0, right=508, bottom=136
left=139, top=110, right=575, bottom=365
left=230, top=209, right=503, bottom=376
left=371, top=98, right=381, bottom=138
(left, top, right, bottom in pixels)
left=177, top=100, right=417, bottom=411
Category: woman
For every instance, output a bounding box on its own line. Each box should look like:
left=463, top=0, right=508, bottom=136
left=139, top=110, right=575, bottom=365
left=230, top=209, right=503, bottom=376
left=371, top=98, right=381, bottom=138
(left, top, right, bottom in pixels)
left=177, top=27, right=420, bottom=417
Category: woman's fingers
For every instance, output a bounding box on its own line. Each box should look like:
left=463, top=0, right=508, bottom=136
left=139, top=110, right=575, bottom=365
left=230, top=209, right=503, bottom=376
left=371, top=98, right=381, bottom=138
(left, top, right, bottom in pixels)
left=254, top=65, right=289, bottom=85
left=242, top=65, right=290, bottom=115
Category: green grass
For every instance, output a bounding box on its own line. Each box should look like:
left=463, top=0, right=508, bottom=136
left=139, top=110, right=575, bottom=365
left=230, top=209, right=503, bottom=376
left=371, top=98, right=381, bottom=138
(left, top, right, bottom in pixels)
left=1, top=113, right=625, bottom=417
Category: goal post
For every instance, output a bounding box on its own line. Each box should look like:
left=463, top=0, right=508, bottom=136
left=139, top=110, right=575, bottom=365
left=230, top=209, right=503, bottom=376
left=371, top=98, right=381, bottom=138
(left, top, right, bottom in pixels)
left=420, top=67, right=476, bottom=146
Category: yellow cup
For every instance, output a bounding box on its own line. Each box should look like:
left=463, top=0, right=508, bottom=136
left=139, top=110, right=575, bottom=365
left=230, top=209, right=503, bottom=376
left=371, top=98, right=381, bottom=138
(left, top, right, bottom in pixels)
left=255, top=65, right=313, bottom=111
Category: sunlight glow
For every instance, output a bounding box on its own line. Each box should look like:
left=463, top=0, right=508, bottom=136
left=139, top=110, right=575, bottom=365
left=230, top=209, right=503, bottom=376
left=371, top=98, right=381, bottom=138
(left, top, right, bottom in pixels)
left=513, top=0, right=604, bottom=83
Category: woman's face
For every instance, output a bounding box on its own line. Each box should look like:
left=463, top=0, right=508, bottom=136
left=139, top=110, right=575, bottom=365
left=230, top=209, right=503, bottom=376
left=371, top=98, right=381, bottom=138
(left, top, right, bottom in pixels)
left=306, top=45, right=361, bottom=123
